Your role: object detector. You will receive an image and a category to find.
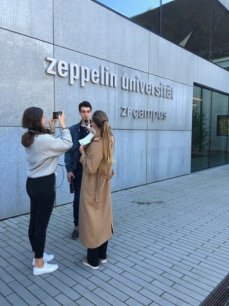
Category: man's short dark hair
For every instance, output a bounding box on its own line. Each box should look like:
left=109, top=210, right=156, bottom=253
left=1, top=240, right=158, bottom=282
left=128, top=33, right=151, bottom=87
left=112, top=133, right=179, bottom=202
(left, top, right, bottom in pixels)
left=78, top=101, right=92, bottom=112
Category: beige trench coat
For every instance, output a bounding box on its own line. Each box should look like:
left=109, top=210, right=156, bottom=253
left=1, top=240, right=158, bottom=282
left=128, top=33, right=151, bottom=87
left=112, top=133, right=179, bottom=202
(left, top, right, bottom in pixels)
left=79, top=136, right=114, bottom=249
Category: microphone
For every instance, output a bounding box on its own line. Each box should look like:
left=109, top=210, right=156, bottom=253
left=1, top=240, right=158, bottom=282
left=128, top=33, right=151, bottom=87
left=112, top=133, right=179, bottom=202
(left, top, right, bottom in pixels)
left=85, top=119, right=88, bottom=126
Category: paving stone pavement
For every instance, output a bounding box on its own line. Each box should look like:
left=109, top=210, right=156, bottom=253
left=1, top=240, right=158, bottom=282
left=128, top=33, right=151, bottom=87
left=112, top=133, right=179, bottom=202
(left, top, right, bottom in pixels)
left=1, top=165, right=229, bottom=306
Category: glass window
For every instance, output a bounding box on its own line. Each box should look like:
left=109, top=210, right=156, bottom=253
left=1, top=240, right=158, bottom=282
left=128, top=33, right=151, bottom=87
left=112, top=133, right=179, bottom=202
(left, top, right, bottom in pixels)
left=192, top=87, right=211, bottom=171
left=210, top=92, right=229, bottom=166
left=192, top=85, right=229, bottom=171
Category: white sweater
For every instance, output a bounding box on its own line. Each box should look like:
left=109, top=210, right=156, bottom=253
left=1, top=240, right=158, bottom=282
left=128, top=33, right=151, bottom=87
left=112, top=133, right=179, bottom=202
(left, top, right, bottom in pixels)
left=25, top=129, right=72, bottom=178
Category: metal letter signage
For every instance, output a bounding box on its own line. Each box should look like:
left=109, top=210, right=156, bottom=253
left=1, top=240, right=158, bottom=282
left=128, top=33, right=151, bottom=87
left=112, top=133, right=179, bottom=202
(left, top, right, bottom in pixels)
left=45, top=57, right=173, bottom=100
left=45, top=57, right=174, bottom=121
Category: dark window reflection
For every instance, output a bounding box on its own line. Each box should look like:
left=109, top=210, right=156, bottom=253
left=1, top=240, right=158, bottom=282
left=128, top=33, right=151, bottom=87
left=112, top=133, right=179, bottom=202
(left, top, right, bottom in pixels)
left=211, top=0, right=229, bottom=70
left=161, top=0, right=212, bottom=60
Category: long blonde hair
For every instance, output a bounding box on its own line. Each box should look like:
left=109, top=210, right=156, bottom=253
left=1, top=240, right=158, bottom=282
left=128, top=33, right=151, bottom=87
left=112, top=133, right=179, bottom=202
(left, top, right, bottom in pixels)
left=92, top=110, right=114, bottom=164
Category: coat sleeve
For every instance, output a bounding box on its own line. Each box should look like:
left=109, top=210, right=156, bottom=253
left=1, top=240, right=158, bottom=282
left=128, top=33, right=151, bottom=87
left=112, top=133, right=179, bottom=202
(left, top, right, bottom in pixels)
left=80, top=140, right=103, bottom=174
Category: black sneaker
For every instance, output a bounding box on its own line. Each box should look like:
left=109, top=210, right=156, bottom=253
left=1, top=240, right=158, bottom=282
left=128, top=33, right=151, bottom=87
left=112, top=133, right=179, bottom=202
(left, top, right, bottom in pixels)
left=71, top=228, right=79, bottom=240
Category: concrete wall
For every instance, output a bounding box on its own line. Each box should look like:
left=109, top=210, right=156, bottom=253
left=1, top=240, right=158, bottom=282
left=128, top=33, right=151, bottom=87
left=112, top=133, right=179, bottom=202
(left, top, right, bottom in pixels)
left=0, top=0, right=229, bottom=219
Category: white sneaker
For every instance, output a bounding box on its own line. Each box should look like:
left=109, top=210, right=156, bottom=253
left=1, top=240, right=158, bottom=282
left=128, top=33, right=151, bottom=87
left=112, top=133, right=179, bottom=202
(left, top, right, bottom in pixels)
left=100, top=258, right=107, bottom=264
left=82, top=258, right=99, bottom=270
left=32, top=253, right=54, bottom=266
left=33, top=262, right=58, bottom=276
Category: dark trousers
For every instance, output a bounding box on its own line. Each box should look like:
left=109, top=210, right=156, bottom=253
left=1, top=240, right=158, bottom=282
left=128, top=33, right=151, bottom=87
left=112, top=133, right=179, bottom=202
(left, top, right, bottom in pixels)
left=26, top=174, right=55, bottom=258
left=73, top=167, right=83, bottom=227
left=87, top=241, right=108, bottom=267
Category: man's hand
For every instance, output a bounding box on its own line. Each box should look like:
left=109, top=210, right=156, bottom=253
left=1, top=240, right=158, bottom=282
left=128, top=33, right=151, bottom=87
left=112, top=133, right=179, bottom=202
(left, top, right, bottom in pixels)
left=67, top=171, right=74, bottom=183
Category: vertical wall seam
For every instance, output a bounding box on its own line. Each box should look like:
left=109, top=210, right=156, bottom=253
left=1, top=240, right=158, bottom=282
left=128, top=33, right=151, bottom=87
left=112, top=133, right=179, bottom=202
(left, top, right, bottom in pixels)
left=53, top=0, right=55, bottom=110
left=146, top=30, right=151, bottom=184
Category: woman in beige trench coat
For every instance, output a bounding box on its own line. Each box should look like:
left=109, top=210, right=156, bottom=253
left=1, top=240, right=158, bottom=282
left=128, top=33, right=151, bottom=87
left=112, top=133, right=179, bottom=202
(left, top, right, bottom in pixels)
left=79, top=110, right=114, bottom=269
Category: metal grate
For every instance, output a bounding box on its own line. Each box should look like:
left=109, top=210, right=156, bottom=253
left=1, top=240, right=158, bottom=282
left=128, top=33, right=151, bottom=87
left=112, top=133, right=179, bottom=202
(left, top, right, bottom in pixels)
left=200, top=274, right=229, bottom=306
left=131, top=200, right=164, bottom=205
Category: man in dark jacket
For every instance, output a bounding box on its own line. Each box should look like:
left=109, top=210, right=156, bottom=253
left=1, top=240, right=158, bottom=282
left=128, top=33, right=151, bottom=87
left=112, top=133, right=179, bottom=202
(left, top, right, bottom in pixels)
left=64, top=101, right=92, bottom=239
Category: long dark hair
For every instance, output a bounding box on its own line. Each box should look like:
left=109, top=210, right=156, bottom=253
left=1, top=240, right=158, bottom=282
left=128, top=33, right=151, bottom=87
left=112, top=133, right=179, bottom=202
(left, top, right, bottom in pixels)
left=92, top=110, right=114, bottom=164
left=21, top=107, right=46, bottom=147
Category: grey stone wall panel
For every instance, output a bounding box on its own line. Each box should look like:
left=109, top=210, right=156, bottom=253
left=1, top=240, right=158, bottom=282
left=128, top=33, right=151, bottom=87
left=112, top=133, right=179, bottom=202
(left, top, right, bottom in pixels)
left=194, top=58, right=229, bottom=93
left=0, top=127, right=29, bottom=219
left=54, top=0, right=149, bottom=72
left=0, top=0, right=53, bottom=42
left=146, top=76, right=193, bottom=131
left=146, top=130, right=191, bottom=183
left=149, top=32, right=229, bottom=94
left=0, top=29, right=54, bottom=127
left=111, top=130, right=147, bottom=191
left=149, top=34, right=197, bottom=86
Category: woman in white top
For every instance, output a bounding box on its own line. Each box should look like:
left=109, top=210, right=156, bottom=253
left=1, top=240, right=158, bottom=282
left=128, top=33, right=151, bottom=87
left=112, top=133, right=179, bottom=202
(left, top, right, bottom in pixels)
left=21, top=107, right=72, bottom=276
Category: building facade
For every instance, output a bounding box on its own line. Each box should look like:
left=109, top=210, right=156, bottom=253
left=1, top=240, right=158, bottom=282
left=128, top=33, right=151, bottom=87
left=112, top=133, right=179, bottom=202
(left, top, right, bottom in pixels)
left=0, top=0, right=229, bottom=219
left=96, top=0, right=229, bottom=171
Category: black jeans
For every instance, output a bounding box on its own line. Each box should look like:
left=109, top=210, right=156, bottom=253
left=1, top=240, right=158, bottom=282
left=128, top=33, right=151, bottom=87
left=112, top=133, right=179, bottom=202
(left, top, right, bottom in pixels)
left=73, top=167, right=83, bottom=227
left=26, top=174, right=55, bottom=258
left=87, top=241, right=108, bottom=267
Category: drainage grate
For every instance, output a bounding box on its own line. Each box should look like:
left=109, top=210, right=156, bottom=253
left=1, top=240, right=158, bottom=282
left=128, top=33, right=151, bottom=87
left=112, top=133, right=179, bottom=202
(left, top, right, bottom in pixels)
left=200, top=274, right=229, bottom=306
left=131, top=200, right=164, bottom=205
